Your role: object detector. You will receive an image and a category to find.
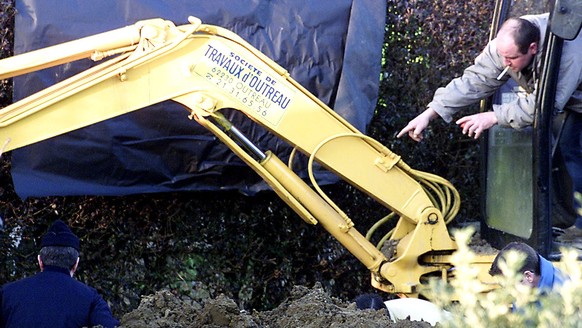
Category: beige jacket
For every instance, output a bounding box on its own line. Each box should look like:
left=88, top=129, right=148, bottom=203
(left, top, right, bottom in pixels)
left=428, top=13, right=582, bottom=129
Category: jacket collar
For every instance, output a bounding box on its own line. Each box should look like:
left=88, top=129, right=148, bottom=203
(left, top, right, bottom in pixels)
left=42, top=265, right=71, bottom=276
left=537, top=254, right=565, bottom=290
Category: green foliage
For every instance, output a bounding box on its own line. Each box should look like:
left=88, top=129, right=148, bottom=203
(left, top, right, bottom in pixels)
left=371, top=0, right=495, bottom=223
left=427, top=228, right=582, bottom=327
left=0, top=0, right=14, bottom=104
left=0, top=186, right=373, bottom=317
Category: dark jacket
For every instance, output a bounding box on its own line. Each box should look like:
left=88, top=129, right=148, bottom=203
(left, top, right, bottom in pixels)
left=0, top=265, right=119, bottom=328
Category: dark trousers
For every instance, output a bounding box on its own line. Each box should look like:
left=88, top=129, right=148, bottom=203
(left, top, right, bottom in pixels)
left=558, top=111, right=582, bottom=228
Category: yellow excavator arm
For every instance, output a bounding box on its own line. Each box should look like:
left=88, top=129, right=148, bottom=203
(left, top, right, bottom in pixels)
left=0, top=16, right=496, bottom=296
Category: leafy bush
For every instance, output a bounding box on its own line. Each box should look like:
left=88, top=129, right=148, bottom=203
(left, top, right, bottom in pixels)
left=427, top=227, right=582, bottom=327
left=371, top=0, right=494, bottom=223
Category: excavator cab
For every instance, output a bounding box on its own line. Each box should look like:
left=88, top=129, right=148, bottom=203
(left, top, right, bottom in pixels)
left=481, top=0, right=582, bottom=258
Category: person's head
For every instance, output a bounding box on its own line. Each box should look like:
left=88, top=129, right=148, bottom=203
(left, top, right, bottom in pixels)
left=38, top=220, right=81, bottom=276
left=489, top=242, right=541, bottom=288
left=355, top=293, right=387, bottom=311
left=496, top=17, right=540, bottom=72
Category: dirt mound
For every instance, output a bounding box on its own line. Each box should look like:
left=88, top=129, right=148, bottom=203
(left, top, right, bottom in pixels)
left=119, top=284, right=432, bottom=327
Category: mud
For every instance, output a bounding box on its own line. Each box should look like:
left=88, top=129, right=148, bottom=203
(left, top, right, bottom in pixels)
left=119, top=284, right=432, bottom=328
left=117, top=231, right=499, bottom=327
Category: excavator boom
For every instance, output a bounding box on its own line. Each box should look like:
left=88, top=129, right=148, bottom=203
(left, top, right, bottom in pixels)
left=0, top=16, right=495, bottom=296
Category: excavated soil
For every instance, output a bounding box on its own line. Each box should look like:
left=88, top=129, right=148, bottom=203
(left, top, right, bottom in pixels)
left=119, top=284, right=432, bottom=328
left=117, top=232, right=499, bottom=327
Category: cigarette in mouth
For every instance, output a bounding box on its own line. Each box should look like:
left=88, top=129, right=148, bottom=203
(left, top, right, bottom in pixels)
left=496, top=66, right=510, bottom=80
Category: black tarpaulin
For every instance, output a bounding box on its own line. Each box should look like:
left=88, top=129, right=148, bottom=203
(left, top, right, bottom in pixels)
left=11, top=0, right=386, bottom=198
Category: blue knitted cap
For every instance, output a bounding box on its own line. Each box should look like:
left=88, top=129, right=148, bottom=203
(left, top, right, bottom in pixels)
left=41, top=220, right=80, bottom=251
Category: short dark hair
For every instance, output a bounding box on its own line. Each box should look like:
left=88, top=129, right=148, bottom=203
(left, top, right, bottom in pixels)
left=502, top=18, right=541, bottom=54
left=39, top=246, right=79, bottom=270
left=489, top=242, right=540, bottom=276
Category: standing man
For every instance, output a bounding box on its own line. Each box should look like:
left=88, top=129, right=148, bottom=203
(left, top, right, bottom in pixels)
left=397, top=13, right=582, bottom=241
left=0, top=220, right=119, bottom=328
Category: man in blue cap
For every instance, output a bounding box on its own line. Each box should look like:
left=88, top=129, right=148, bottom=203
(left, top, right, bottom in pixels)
left=0, top=220, right=119, bottom=328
